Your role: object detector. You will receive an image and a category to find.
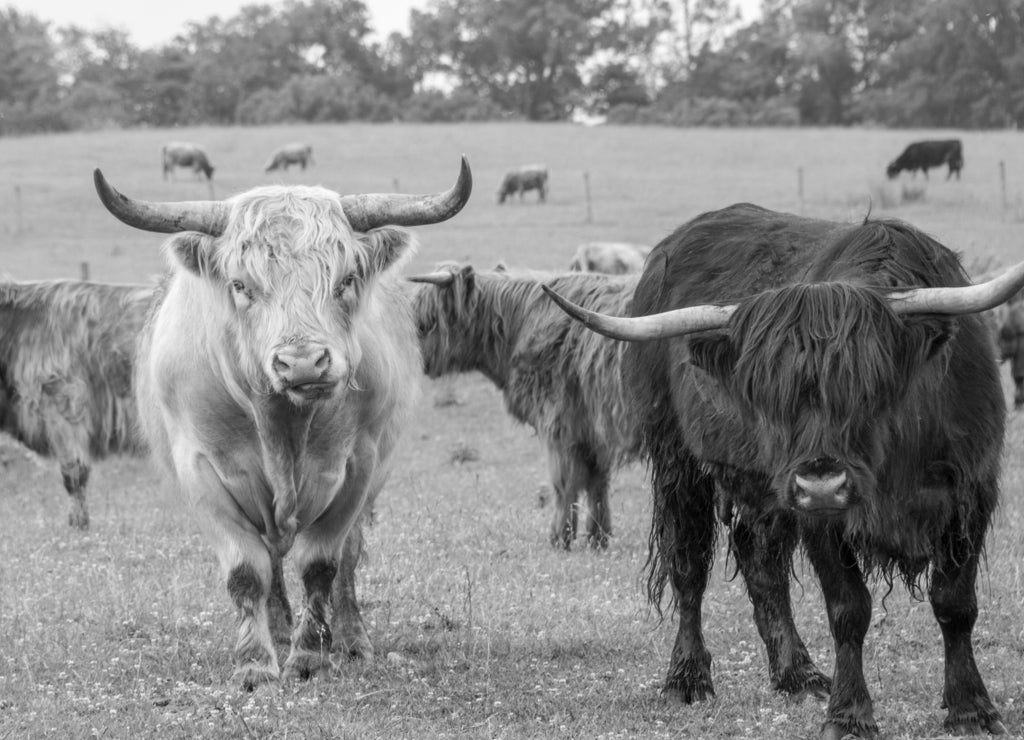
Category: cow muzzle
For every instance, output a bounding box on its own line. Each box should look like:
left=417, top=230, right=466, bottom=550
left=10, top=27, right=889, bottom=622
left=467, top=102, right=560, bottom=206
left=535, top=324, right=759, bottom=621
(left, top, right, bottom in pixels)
left=271, top=343, right=338, bottom=401
left=789, top=458, right=852, bottom=516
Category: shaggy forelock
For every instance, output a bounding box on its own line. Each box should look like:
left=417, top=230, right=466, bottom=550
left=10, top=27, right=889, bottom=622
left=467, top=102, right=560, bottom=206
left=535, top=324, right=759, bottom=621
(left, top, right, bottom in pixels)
left=215, top=186, right=368, bottom=304
left=731, top=283, right=923, bottom=436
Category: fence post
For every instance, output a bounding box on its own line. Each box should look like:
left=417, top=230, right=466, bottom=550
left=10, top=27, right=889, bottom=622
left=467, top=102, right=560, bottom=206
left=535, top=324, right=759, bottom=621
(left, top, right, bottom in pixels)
left=13, top=184, right=22, bottom=235
left=797, top=166, right=805, bottom=213
left=393, top=178, right=400, bottom=192
left=80, top=262, right=91, bottom=281
left=999, top=160, right=1007, bottom=219
left=583, top=171, right=593, bottom=223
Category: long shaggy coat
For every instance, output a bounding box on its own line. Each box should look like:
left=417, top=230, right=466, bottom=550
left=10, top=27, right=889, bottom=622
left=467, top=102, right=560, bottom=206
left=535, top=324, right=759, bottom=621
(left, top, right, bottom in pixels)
left=0, top=279, right=153, bottom=528
left=413, top=265, right=639, bottom=548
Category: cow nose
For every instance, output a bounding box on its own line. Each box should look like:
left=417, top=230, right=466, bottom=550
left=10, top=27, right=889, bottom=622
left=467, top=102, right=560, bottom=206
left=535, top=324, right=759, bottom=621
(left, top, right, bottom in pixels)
left=272, top=345, right=331, bottom=386
left=792, top=470, right=850, bottom=515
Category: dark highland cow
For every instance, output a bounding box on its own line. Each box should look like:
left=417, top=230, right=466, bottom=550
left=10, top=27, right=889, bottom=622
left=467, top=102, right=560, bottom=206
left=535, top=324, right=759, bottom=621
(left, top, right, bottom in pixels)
left=497, top=165, right=548, bottom=204
left=544, top=203, right=1015, bottom=739
left=0, top=280, right=152, bottom=528
left=886, top=139, right=964, bottom=180
left=410, top=264, right=640, bottom=549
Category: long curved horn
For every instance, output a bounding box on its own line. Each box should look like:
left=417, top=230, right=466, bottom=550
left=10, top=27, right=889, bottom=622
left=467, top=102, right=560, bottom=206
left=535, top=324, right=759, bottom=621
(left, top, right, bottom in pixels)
left=340, top=155, right=473, bottom=232
left=888, top=260, right=1024, bottom=315
left=541, top=285, right=735, bottom=341
left=407, top=272, right=456, bottom=286
left=93, top=169, right=229, bottom=235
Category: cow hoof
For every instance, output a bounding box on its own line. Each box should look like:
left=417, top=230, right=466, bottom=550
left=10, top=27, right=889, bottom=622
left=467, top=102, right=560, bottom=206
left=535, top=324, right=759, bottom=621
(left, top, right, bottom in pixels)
left=781, top=670, right=831, bottom=702
left=283, top=650, right=333, bottom=681
left=68, top=507, right=89, bottom=530
left=233, top=662, right=280, bottom=692
left=662, top=679, right=715, bottom=705
left=335, top=629, right=374, bottom=661
left=585, top=532, right=610, bottom=550
left=946, top=718, right=1007, bottom=736
left=820, top=721, right=877, bottom=740
left=549, top=533, right=573, bottom=551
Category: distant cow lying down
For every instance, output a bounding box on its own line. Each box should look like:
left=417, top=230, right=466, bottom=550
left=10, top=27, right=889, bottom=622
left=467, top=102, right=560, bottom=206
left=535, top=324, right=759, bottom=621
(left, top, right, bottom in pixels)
left=0, top=279, right=153, bottom=528
left=569, top=242, right=652, bottom=275
left=410, top=263, right=640, bottom=549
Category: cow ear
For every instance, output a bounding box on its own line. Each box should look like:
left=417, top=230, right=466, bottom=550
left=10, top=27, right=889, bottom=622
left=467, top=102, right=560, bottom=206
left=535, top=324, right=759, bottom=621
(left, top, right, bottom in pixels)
left=903, top=315, right=955, bottom=362
left=687, top=332, right=737, bottom=382
left=358, top=226, right=415, bottom=276
left=168, top=232, right=217, bottom=277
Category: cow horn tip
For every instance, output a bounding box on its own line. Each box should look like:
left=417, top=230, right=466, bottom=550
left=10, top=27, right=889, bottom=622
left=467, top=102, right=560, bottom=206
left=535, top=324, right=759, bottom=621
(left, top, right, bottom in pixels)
left=407, top=272, right=455, bottom=286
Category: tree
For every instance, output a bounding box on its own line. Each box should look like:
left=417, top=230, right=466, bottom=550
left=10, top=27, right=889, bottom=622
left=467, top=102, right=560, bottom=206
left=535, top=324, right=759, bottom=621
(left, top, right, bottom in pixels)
left=0, top=7, right=62, bottom=131
left=408, top=0, right=667, bottom=120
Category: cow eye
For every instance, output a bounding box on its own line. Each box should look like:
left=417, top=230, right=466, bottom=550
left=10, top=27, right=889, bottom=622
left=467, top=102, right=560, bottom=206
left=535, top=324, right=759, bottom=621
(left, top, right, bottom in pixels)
left=334, top=273, right=358, bottom=298
left=230, top=280, right=246, bottom=293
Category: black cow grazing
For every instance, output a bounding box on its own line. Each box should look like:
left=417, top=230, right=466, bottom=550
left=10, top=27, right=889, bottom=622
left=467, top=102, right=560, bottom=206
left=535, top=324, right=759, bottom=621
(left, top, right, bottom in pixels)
left=543, top=203, right=1017, bottom=739
left=0, top=280, right=153, bottom=528
left=162, top=142, right=215, bottom=181
left=886, top=139, right=964, bottom=180
left=264, top=142, right=314, bottom=172
left=497, top=164, right=548, bottom=204
left=410, top=264, right=640, bottom=549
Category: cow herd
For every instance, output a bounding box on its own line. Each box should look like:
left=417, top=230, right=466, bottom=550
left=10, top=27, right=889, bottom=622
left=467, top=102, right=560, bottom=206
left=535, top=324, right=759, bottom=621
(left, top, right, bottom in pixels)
left=161, top=140, right=316, bottom=181
left=2, top=137, right=1019, bottom=739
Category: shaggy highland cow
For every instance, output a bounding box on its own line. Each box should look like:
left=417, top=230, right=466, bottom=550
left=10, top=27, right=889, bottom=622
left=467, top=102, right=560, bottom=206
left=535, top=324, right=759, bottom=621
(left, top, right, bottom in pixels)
left=94, top=157, right=470, bottom=688
left=544, top=203, right=1015, bottom=739
left=410, top=264, right=640, bottom=549
left=0, top=279, right=153, bottom=528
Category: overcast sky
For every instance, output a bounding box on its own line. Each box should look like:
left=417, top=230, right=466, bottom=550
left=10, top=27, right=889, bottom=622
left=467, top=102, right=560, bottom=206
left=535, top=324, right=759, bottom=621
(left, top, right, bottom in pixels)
left=11, top=0, right=760, bottom=50
left=9, top=0, right=426, bottom=47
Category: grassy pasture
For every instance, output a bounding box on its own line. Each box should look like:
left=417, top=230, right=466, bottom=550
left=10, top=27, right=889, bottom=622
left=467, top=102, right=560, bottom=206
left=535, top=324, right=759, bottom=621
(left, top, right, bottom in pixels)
left=0, top=123, right=1023, bottom=739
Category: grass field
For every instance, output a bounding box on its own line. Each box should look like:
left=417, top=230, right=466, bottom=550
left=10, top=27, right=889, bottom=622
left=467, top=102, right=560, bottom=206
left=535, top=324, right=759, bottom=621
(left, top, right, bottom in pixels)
left=1, top=123, right=1023, bottom=739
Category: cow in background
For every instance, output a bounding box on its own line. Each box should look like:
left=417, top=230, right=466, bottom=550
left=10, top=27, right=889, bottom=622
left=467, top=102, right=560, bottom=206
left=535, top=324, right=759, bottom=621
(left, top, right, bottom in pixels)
left=886, top=139, right=963, bottom=180
left=544, top=203, right=1014, bottom=737
left=997, top=296, right=1024, bottom=407
left=569, top=242, right=652, bottom=275
left=93, top=157, right=471, bottom=689
left=410, top=264, right=640, bottom=549
left=162, top=142, right=215, bottom=181
left=497, top=165, right=548, bottom=203
left=264, top=143, right=315, bottom=172
left=0, top=280, right=152, bottom=528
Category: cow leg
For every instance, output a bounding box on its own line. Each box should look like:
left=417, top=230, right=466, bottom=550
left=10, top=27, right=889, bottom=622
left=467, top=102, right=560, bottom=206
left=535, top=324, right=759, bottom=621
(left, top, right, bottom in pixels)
left=802, top=524, right=876, bottom=740
left=1013, top=377, right=1023, bottom=409
left=655, top=457, right=716, bottom=703
left=583, top=460, right=612, bottom=549
left=283, top=556, right=337, bottom=681
left=226, top=554, right=279, bottom=690
left=547, top=446, right=584, bottom=549
left=729, top=504, right=830, bottom=699
left=331, top=521, right=374, bottom=660
left=60, top=460, right=90, bottom=530
left=267, top=554, right=293, bottom=644
left=929, top=511, right=1005, bottom=735
left=184, top=456, right=280, bottom=688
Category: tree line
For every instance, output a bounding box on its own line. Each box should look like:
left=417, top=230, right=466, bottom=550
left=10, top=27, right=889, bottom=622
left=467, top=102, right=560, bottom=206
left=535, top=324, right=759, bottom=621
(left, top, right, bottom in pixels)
left=1, top=0, right=1022, bottom=134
